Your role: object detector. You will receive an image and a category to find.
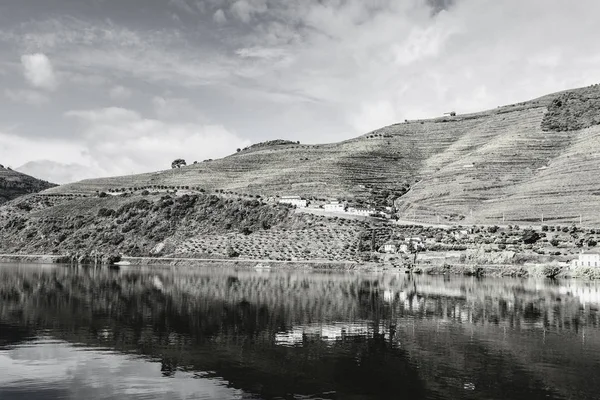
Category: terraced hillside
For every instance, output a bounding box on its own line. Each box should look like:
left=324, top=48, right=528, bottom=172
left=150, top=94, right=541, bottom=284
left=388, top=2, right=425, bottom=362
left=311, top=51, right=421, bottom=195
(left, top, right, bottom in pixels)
left=42, top=83, right=600, bottom=224
left=0, top=165, right=55, bottom=204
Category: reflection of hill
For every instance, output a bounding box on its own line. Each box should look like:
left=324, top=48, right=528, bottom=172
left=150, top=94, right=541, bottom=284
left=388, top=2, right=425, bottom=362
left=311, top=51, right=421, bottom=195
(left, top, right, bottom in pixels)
left=1, top=265, right=600, bottom=399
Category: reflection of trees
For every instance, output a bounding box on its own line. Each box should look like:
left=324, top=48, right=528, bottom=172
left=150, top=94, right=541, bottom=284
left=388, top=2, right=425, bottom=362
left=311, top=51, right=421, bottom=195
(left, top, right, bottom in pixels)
left=1, top=266, right=600, bottom=399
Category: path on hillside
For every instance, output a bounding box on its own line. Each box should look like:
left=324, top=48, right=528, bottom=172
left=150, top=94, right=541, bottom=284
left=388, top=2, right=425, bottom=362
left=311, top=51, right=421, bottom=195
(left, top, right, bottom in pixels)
left=297, top=208, right=550, bottom=230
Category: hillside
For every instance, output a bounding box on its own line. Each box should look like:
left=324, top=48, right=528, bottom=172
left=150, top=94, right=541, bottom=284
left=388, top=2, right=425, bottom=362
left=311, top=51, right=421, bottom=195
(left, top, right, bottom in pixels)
left=0, top=165, right=56, bottom=204
left=44, top=84, right=600, bottom=225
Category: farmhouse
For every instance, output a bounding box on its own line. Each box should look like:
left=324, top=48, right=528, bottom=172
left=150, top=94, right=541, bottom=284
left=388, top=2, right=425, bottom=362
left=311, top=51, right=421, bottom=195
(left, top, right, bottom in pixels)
left=279, top=196, right=307, bottom=208
left=324, top=200, right=345, bottom=212
left=347, top=207, right=373, bottom=217
left=572, top=252, right=600, bottom=267
left=381, top=242, right=398, bottom=253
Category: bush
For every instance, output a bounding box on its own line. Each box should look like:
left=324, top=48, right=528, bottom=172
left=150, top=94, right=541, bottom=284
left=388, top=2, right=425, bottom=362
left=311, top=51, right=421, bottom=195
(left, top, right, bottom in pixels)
left=541, top=225, right=548, bottom=232
left=522, top=229, right=540, bottom=244
left=98, top=192, right=108, bottom=198
left=227, top=246, right=240, bottom=258
left=550, top=238, right=560, bottom=246
left=141, top=190, right=150, bottom=196
left=487, top=225, right=499, bottom=233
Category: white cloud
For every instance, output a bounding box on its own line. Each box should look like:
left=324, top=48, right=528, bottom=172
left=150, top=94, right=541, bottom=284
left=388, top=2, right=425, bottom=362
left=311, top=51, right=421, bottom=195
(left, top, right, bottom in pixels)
left=64, top=107, right=250, bottom=177
left=230, top=0, right=268, bottom=23
left=109, top=85, right=133, bottom=100
left=213, top=9, right=227, bottom=24
left=0, top=130, right=88, bottom=172
left=16, top=160, right=97, bottom=184
left=20, top=53, right=58, bottom=90
left=4, top=89, right=49, bottom=105
left=152, top=96, right=204, bottom=122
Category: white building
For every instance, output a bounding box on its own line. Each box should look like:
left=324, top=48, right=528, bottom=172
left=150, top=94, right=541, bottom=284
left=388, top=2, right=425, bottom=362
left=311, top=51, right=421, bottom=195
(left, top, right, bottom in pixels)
left=324, top=200, right=345, bottom=212
left=279, top=196, right=307, bottom=208
left=572, top=252, right=600, bottom=267
left=382, top=242, right=398, bottom=253
left=347, top=207, right=373, bottom=217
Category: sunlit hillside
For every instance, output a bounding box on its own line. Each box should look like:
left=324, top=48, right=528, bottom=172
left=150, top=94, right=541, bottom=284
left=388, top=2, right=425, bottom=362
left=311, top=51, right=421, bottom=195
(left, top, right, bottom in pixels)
left=43, top=84, right=600, bottom=224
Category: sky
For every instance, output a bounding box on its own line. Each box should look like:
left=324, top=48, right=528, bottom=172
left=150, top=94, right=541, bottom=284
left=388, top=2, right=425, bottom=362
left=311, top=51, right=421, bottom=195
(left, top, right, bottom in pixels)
left=0, top=0, right=599, bottom=184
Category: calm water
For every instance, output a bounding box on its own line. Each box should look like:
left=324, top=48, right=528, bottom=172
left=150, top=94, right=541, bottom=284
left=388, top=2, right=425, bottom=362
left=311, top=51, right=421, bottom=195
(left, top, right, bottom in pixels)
left=1, top=264, right=600, bottom=400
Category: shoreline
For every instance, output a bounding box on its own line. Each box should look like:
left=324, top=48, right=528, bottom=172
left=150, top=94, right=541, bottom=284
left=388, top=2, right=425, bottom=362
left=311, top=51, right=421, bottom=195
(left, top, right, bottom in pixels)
left=1, top=253, right=597, bottom=279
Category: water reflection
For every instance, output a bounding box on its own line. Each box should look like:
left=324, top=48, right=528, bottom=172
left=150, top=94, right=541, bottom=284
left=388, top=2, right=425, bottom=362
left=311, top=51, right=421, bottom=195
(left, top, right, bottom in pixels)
left=1, top=264, right=600, bottom=399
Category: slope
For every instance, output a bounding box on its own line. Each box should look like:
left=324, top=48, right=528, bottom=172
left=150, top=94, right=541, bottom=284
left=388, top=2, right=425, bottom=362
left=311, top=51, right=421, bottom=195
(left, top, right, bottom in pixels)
left=39, top=83, right=600, bottom=225
left=0, top=165, right=56, bottom=204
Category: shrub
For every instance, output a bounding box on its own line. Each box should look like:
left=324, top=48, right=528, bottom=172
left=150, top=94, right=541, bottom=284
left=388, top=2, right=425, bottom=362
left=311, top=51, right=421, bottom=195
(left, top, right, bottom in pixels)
left=522, top=229, right=540, bottom=244
left=227, top=246, right=240, bottom=258
left=98, top=192, right=108, bottom=198
left=487, top=225, right=499, bottom=233
left=541, top=225, right=548, bottom=232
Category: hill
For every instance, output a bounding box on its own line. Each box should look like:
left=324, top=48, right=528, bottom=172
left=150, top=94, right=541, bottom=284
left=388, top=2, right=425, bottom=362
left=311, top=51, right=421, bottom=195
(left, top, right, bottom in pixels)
left=45, top=83, right=600, bottom=225
left=0, top=165, right=56, bottom=204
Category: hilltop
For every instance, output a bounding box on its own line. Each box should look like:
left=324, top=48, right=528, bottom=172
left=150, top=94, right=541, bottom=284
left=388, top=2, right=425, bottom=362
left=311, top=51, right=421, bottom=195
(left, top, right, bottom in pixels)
left=0, top=165, right=56, bottom=204
left=45, top=83, right=600, bottom=225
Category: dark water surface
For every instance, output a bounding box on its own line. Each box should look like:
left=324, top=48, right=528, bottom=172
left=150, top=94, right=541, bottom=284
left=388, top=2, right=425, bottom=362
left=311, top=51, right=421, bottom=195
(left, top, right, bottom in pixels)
left=1, top=264, right=600, bottom=400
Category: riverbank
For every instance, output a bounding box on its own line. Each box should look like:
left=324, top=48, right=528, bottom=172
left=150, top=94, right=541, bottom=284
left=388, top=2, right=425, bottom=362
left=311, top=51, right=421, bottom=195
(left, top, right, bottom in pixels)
left=2, top=253, right=598, bottom=279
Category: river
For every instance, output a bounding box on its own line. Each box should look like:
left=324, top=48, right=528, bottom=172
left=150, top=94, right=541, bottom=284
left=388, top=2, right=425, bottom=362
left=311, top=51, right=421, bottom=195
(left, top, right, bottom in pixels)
left=0, top=263, right=599, bottom=399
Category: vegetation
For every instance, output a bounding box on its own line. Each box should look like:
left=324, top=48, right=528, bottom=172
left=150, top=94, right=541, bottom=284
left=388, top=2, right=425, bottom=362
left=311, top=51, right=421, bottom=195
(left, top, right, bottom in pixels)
left=171, top=159, right=187, bottom=169
left=541, top=89, right=600, bottom=132
left=0, top=167, right=56, bottom=204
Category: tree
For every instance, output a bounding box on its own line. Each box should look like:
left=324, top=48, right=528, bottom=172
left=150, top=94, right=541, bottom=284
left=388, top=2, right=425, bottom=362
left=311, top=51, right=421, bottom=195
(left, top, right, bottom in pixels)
left=522, top=229, right=540, bottom=244
left=227, top=246, right=240, bottom=258
left=171, top=159, right=187, bottom=169
left=236, top=148, right=241, bottom=152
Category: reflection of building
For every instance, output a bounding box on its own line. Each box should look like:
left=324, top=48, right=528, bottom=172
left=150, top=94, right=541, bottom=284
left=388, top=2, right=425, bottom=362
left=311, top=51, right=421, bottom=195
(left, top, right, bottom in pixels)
left=572, top=252, right=600, bottom=267
left=559, top=282, right=600, bottom=306
left=274, top=322, right=388, bottom=346
left=279, top=196, right=307, bottom=208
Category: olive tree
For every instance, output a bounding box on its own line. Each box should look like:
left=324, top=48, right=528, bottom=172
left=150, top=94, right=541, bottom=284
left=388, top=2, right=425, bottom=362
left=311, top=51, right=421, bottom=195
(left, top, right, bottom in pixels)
left=171, top=159, right=187, bottom=169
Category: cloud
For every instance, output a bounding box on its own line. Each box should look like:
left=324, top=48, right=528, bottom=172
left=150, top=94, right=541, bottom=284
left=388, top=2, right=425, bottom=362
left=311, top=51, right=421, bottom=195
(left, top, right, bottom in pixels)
left=16, top=160, right=97, bottom=184
left=0, top=130, right=88, bottom=172
left=4, top=89, right=49, bottom=105
left=168, top=0, right=197, bottom=14
left=229, top=0, right=268, bottom=23
left=152, top=96, right=204, bottom=122
left=20, top=53, right=58, bottom=90
left=109, top=85, right=132, bottom=100
left=213, top=9, right=227, bottom=24
left=64, top=107, right=250, bottom=177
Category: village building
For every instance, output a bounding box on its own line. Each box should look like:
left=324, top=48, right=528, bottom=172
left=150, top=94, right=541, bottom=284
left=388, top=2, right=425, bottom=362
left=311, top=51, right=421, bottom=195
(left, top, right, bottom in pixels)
left=347, top=207, right=373, bottom=217
left=572, top=252, right=600, bottom=267
left=278, top=196, right=307, bottom=208
left=452, top=230, right=470, bottom=240
left=324, top=200, right=345, bottom=212
left=381, top=242, right=398, bottom=253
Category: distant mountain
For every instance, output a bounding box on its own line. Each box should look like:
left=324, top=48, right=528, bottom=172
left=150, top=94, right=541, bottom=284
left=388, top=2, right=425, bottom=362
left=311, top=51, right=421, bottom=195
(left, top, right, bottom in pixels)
left=0, top=165, right=56, bottom=204
left=16, top=160, right=97, bottom=185
left=45, top=83, right=600, bottom=225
